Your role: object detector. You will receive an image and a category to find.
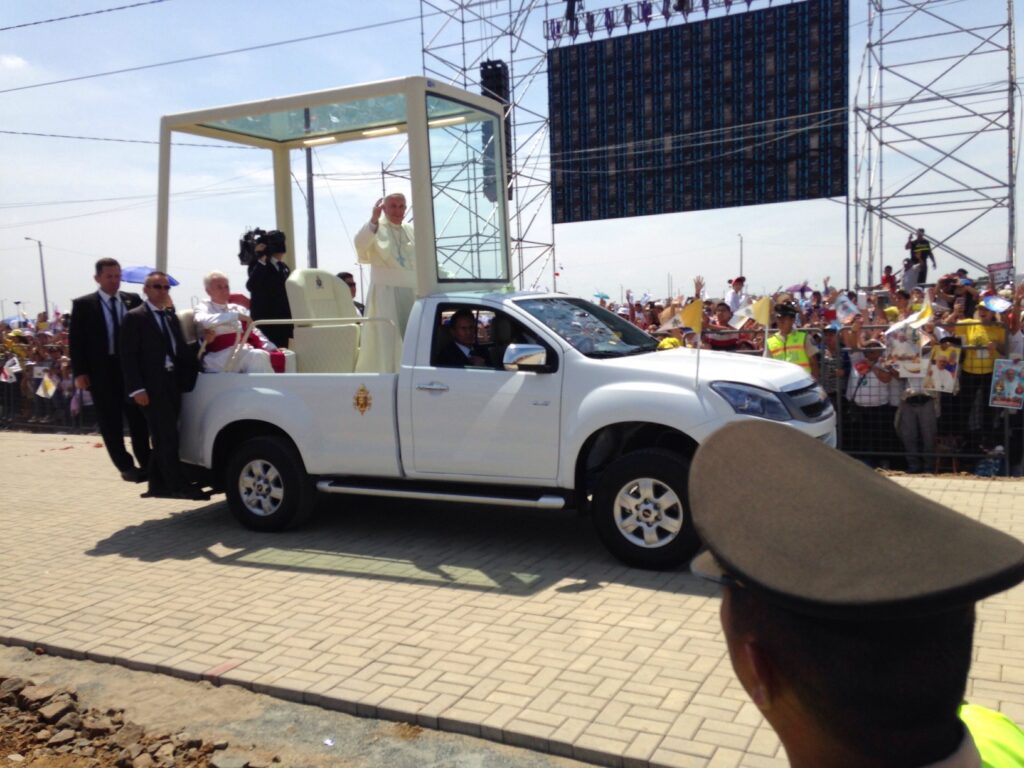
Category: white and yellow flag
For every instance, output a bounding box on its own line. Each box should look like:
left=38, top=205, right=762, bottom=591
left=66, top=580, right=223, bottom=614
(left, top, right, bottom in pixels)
left=36, top=374, right=57, bottom=399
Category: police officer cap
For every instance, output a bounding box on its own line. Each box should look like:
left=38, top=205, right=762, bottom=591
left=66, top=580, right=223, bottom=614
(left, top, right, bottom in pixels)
left=774, top=302, right=799, bottom=318
left=689, top=421, right=1024, bottom=621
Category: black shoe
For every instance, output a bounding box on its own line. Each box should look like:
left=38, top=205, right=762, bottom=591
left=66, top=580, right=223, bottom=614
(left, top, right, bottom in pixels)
left=121, top=467, right=147, bottom=483
left=174, top=487, right=211, bottom=501
left=140, top=488, right=174, bottom=499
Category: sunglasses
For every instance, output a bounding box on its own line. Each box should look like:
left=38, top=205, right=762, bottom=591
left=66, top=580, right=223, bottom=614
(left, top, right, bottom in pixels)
left=148, top=284, right=171, bottom=290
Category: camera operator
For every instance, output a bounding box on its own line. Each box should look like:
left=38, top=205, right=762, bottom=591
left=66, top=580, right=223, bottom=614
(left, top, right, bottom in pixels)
left=243, top=229, right=292, bottom=349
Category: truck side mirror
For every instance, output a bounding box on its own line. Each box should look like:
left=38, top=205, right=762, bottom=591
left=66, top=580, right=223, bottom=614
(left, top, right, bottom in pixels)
left=503, top=344, right=550, bottom=372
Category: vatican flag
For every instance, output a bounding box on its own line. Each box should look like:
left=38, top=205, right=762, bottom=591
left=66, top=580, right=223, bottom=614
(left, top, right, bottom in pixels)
left=679, top=300, right=704, bottom=333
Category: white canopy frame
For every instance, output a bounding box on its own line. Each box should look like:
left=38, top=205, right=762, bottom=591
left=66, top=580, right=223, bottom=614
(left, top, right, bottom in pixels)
left=156, top=76, right=512, bottom=297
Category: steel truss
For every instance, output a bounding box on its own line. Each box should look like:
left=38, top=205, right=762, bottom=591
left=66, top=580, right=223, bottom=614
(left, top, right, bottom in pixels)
left=852, top=0, right=1016, bottom=288
left=420, top=1, right=556, bottom=290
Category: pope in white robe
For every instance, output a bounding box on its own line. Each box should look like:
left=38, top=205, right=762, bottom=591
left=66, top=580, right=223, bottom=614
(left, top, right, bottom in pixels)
left=195, top=272, right=276, bottom=374
left=353, top=192, right=415, bottom=373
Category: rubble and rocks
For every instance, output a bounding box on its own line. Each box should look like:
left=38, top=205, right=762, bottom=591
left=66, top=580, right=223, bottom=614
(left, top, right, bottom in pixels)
left=0, top=673, right=279, bottom=768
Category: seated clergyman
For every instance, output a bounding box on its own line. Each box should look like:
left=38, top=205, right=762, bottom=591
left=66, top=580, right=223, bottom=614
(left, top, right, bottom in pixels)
left=195, top=271, right=276, bottom=373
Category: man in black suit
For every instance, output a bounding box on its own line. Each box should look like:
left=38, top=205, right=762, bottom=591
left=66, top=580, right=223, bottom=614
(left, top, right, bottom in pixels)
left=436, top=308, right=489, bottom=368
left=336, top=271, right=365, bottom=315
left=121, top=271, right=206, bottom=501
left=69, top=257, right=150, bottom=482
left=246, top=230, right=292, bottom=349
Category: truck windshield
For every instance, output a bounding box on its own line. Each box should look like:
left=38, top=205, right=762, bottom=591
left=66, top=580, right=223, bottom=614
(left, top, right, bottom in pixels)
left=515, top=297, right=659, bottom=358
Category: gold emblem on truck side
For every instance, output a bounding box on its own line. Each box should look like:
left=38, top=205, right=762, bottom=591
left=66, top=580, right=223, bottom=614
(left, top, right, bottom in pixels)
left=353, top=384, right=372, bottom=415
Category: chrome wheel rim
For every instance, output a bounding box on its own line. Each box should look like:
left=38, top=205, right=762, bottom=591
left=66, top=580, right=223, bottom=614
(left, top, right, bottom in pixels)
left=238, top=459, right=284, bottom=517
left=612, top=477, right=683, bottom=549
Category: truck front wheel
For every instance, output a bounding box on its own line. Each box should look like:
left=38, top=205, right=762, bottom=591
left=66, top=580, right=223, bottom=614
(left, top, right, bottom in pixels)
left=225, top=436, right=314, bottom=531
left=592, top=449, right=699, bottom=569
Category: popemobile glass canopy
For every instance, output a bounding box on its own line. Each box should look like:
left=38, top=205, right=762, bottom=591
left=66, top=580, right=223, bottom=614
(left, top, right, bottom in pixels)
left=155, top=76, right=512, bottom=296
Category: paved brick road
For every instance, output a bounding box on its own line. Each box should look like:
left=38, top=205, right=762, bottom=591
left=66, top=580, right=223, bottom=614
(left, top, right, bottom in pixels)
left=2, top=431, right=1022, bottom=767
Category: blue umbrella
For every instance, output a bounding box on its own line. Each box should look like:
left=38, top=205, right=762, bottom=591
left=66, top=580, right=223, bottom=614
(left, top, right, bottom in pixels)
left=593, top=291, right=610, bottom=300
left=121, top=266, right=179, bottom=286
left=2, top=316, right=27, bottom=328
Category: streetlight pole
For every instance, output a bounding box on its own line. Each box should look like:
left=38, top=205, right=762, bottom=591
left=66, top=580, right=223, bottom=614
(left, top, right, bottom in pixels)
left=738, top=234, right=744, bottom=276
left=23, top=237, right=49, bottom=320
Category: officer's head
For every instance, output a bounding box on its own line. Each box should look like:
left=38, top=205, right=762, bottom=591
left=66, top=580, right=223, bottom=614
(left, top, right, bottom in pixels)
left=774, top=303, right=798, bottom=331
left=690, top=421, right=1024, bottom=765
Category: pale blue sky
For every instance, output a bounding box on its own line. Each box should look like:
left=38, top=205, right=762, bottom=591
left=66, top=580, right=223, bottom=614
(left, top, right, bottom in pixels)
left=0, top=0, right=1016, bottom=319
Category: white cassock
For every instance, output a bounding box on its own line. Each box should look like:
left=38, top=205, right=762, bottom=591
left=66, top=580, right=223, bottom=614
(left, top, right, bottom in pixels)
left=194, top=299, right=275, bottom=373
left=353, top=219, right=416, bottom=373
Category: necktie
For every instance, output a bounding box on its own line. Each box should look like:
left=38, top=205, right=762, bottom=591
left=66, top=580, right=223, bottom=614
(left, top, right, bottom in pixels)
left=158, top=309, right=176, bottom=357
left=108, top=295, right=120, bottom=355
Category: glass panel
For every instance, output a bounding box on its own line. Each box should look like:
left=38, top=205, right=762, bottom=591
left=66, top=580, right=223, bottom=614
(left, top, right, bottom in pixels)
left=516, top=298, right=659, bottom=358
left=426, top=94, right=509, bottom=283
left=199, top=94, right=408, bottom=143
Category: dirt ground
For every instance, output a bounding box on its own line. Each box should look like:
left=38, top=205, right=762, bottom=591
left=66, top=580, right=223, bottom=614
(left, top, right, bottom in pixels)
left=0, top=646, right=582, bottom=768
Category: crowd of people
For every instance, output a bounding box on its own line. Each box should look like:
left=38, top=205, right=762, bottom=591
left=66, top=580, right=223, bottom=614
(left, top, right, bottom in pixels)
left=1, top=311, right=89, bottom=428
left=4, top=217, right=1023, bottom=476
left=597, top=260, right=1024, bottom=474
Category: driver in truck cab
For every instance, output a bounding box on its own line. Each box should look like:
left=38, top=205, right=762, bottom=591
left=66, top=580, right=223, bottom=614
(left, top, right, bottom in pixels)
left=436, top=308, right=488, bottom=368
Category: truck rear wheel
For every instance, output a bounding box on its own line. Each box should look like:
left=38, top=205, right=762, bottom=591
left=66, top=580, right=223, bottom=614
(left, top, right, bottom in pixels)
left=592, top=449, right=698, bottom=569
left=225, top=436, right=314, bottom=531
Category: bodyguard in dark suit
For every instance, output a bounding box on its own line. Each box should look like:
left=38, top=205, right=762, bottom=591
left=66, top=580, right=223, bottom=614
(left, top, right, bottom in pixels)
left=246, top=230, right=292, bottom=349
left=435, top=308, right=489, bottom=367
left=120, top=271, right=205, bottom=501
left=69, top=257, right=150, bottom=482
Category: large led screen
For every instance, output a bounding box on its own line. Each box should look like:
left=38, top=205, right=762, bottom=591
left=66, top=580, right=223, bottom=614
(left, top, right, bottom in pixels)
left=547, top=0, right=848, bottom=223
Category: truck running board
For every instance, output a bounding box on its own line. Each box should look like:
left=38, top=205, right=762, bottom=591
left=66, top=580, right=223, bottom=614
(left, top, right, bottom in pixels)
left=315, top=481, right=566, bottom=510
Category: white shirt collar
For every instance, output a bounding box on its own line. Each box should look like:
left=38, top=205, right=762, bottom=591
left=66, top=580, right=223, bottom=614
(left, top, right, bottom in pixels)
left=97, top=288, right=118, bottom=302
left=145, top=300, right=167, bottom=314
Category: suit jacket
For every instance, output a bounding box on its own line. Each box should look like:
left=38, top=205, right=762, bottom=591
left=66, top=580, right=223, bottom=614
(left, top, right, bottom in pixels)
left=69, top=290, right=142, bottom=385
left=246, top=258, right=292, bottom=323
left=436, top=341, right=488, bottom=368
left=120, top=304, right=199, bottom=396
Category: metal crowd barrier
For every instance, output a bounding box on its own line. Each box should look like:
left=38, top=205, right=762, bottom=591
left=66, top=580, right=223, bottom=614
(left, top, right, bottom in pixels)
left=689, top=322, right=1022, bottom=476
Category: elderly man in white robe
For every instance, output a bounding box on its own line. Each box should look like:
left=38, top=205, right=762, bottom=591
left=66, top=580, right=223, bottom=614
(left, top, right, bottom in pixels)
left=195, top=271, right=276, bottom=373
left=353, top=192, right=415, bottom=373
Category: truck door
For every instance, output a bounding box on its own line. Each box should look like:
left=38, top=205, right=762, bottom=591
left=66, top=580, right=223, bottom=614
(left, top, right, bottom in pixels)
left=408, top=305, right=561, bottom=481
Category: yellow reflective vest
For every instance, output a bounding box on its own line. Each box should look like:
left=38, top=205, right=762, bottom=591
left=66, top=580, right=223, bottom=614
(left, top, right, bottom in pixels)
left=960, top=703, right=1024, bottom=767
left=767, top=330, right=811, bottom=372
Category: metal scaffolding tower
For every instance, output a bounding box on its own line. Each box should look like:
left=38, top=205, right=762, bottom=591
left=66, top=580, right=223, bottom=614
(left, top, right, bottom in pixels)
left=419, top=1, right=556, bottom=289
left=852, top=0, right=1017, bottom=288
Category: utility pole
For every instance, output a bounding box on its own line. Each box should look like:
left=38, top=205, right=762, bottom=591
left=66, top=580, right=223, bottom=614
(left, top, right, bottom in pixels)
left=303, top=108, right=318, bottom=268
left=23, top=237, right=49, bottom=319
left=738, top=234, right=744, bottom=277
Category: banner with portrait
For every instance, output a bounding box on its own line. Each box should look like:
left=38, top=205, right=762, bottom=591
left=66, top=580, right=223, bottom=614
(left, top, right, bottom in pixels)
left=923, top=343, right=961, bottom=394
left=989, top=359, right=1024, bottom=409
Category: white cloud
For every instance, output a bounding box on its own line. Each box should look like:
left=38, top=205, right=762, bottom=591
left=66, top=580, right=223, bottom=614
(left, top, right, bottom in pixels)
left=0, top=54, right=28, bottom=70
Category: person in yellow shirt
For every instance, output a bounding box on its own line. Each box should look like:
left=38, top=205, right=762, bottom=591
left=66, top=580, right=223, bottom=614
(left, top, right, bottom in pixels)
left=954, top=302, right=1007, bottom=448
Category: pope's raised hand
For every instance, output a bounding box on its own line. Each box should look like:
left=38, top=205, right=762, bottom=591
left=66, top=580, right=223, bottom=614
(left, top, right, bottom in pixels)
left=371, top=198, right=384, bottom=225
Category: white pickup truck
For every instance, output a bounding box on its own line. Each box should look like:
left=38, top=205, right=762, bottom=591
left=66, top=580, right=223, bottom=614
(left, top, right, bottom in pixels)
left=157, top=77, right=835, bottom=569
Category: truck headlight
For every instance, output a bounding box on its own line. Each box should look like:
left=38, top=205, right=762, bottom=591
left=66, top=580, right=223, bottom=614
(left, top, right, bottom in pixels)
left=710, top=382, right=792, bottom=421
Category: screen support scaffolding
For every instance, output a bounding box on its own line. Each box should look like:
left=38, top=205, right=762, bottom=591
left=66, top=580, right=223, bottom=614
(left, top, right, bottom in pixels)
left=852, top=0, right=1016, bottom=288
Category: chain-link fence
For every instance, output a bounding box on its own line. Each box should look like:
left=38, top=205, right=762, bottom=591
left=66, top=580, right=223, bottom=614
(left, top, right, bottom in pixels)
left=695, top=322, right=1023, bottom=476
left=1, top=343, right=96, bottom=433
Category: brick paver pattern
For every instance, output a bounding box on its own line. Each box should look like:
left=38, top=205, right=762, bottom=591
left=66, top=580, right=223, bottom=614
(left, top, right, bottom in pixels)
left=2, top=432, right=1022, bottom=768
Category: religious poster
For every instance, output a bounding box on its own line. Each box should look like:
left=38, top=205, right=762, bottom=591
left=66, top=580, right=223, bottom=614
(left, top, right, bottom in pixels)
left=884, top=319, right=926, bottom=377
left=832, top=294, right=860, bottom=325
left=989, top=359, right=1024, bottom=409
left=923, top=343, right=961, bottom=394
